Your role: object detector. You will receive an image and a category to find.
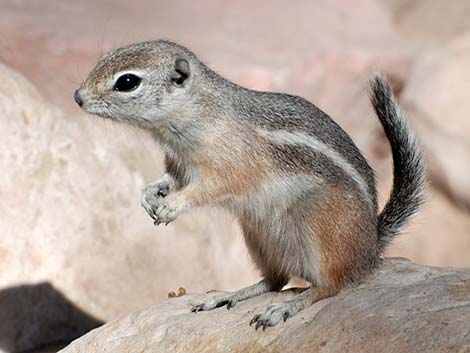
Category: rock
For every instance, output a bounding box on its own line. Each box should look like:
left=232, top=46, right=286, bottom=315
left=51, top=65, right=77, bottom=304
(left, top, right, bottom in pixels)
left=379, top=0, right=470, bottom=50
left=402, top=34, right=470, bottom=210
left=59, top=258, right=470, bottom=353
left=0, top=63, right=256, bottom=351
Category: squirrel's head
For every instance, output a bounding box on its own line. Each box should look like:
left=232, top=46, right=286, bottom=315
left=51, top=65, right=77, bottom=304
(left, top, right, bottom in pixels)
left=74, top=40, right=196, bottom=129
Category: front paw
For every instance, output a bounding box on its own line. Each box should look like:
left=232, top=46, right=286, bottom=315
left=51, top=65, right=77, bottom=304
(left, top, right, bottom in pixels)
left=151, top=200, right=183, bottom=226
left=141, top=181, right=172, bottom=220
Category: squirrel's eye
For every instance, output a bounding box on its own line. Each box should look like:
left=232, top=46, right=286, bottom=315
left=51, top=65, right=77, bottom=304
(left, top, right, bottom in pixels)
left=113, top=74, right=142, bottom=92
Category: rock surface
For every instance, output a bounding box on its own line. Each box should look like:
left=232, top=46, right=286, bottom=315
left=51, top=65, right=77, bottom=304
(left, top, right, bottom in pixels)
left=59, top=259, right=470, bottom=353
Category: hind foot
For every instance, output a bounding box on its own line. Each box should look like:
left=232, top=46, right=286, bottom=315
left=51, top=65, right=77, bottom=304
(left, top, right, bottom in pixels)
left=191, top=279, right=279, bottom=313
left=250, top=297, right=306, bottom=330
left=250, top=286, right=337, bottom=330
left=192, top=292, right=240, bottom=312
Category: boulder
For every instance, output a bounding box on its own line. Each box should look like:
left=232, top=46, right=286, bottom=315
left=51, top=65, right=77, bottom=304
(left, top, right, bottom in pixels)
left=59, top=258, right=470, bottom=353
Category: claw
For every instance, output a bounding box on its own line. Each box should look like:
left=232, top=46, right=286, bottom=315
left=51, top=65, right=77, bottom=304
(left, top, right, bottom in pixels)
left=226, top=300, right=234, bottom=310
left=255, top=320, right=263, bottom=331
left=191, top=302, right=208, bottom=313
left=212, top=300, right=226, bottom=309
left=283, top=312, right=289, bottom=322
left=250, top=315, right=260, bottom=326
left=155, top=204, right=167, bottom=217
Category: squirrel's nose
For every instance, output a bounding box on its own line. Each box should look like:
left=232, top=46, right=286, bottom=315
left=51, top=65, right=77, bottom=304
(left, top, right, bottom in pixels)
left=74, top=90, right=83, bottom=107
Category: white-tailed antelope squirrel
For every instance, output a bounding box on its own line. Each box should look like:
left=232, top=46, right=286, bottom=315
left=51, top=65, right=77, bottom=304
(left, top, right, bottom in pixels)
left=75, top=40, right=426, bottom=330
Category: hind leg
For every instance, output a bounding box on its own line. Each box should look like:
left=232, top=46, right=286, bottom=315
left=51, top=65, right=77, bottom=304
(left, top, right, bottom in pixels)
left=191, top=222, right=289, bottom=313
left=191, top=277, right=287, bottom=312
left=250, top=286, right=338, bottom=330
left=247, top=186, right=377, bottom=329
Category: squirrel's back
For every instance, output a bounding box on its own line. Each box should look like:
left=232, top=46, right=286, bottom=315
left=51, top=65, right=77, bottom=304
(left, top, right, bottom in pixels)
left=228, top=89, right=378, bottom=210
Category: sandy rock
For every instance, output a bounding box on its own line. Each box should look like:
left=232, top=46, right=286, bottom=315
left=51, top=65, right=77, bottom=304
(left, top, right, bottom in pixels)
left=0, top=63, right=256, bottom=351
left=402, top=34, right=470, bottom=210
left=59, top=258, right=470, bottom=353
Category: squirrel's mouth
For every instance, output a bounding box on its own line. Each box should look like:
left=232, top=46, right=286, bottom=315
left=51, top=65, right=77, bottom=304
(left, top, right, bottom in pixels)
left=91, top=112, right=115, bottom=121
left=76, top=98, right=112, bottom=120
left=81, top=104, right=111, bottom=119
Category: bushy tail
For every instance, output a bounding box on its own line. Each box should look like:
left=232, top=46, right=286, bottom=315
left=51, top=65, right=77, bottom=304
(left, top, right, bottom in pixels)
left=370, top=75, right=426, bottom=253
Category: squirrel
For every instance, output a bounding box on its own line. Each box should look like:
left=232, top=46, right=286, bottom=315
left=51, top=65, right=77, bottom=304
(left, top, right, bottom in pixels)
left=74, top=40, right=426, bottom=330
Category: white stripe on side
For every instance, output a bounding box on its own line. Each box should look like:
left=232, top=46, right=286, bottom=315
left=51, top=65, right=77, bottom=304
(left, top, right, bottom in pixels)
left=259, top=129, right=370, bottom=201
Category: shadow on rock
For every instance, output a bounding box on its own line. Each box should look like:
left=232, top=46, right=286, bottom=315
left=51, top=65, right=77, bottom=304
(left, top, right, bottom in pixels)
left=0, top=282, right=103, bottom=353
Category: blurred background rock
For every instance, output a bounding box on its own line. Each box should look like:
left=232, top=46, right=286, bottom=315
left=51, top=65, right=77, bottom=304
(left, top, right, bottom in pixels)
left=0, top=0, right=468, bottom=351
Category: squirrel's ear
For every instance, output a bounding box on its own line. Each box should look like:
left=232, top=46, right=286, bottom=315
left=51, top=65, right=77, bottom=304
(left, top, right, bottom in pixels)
left=171, top=58, right=190, bottom=87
